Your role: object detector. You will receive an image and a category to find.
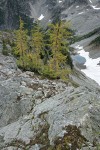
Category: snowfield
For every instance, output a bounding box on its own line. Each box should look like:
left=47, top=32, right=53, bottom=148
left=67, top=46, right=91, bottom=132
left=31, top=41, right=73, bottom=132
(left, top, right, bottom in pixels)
left=76, top=45, right=100, bottom=85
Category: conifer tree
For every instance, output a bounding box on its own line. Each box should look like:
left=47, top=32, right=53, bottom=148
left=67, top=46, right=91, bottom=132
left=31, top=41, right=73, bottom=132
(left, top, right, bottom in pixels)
left=46, top=21, right=71, bottom=79
left=14, top=17, right=28, bottom=69
left=13, top=18, right=72, bottom=80
left=31, top=22, right=44, bottom=71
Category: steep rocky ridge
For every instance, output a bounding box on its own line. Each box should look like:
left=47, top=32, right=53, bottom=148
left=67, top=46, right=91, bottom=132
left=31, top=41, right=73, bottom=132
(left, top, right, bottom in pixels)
left=0, top=0, right=100, bottom=149
left=0, top=44, right=100, bottom=149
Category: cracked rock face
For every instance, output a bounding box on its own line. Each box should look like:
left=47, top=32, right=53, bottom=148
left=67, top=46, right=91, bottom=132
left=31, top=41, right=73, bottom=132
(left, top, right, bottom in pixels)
left=0, top=55, right=100, bottom=150
left=0, top=1, right=100, bottom=149
left=0, top=54, right=67, bottom=127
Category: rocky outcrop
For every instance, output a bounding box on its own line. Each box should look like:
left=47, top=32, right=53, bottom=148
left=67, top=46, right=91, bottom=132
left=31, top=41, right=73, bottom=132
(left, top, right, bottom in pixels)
left=0, top=53, right=100, bottom=149
left=0, top=1, right=100, bottom=149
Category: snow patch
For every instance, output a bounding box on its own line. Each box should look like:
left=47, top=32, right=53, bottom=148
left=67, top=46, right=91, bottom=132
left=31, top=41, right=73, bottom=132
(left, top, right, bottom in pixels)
left=88, top=0, right=100, bottom=10
left=89, top=0, right=92, bottom=3
left=38, top=14, right=44, bottom=20
left=78, top=12, right=85, bottom=15
left=76, top=45, right=100, bottom=85
left=91, top=5, right=100, bottom=10
left=76, top=6, right=79, bottom=8
left=59, top=0, right=62, bottom=3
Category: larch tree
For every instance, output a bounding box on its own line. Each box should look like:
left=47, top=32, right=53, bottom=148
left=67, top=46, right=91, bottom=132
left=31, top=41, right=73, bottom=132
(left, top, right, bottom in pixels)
left=14, top=17, right=28, bottom=69
left=31, top=22, right=44, bottom=71
left=47, top=21, right=71, bottom=79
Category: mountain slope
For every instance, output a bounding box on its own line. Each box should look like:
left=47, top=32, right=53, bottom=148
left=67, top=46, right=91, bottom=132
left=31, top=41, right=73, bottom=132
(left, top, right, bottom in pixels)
left=0, top=54, right=100, bottom=150
left=0, top=0, right=100, bottom=33
left=0, top=1, right=100, bottom=149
